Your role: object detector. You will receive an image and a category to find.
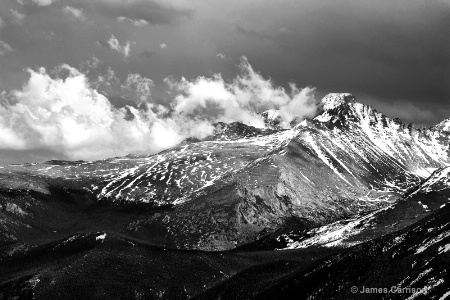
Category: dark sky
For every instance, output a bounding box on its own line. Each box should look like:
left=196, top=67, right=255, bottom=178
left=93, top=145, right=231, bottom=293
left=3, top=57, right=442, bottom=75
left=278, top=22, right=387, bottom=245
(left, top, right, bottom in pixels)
left=0, top=0, right=449, bottom=163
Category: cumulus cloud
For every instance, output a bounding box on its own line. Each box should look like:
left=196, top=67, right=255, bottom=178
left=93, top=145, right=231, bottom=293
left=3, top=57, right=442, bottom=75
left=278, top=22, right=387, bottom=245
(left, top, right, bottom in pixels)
left=121, top=73, right=154, bottom=107
left=107, top=35, right=131, bottom=58
left=160, top=43, right=167, bottom=49
left=79, top=58, right=154, bottom=108
left=278, top=84, right=316, bottom=123
left=0, top=58, right=317, bottom=163
left=10, top=9, right=25, bottom=25
left=117, top=16, right=149, bottom=26
left=0, top=41, right=13, bottom=56
left=166, top=57, right=318, bottom=128
left=0, top=65, right=190, bottom=162
left=63, top=6, right=85, bottom=21
left=0, top=17, right=4, bottom=29
left=79, top=56, right=101, bottom=72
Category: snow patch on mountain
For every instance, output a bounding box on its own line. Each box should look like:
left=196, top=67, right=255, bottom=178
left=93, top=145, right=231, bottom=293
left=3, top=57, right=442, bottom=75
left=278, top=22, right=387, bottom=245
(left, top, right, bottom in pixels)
left=96, top=233, right=107, bottom=241
left=408, top=167, right=450, bottom=198
left=278, top=205, right=392, bottom=249
left=415, top=230, right=450, bottom=254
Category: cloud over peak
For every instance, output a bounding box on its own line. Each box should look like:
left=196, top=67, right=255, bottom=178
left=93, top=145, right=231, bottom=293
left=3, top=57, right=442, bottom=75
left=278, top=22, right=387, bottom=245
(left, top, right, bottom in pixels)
left=0, top=58, right=317, bottom=164
left=0, top=65, right=182, bottom=163
left=166, top=57, right=318, bottom=128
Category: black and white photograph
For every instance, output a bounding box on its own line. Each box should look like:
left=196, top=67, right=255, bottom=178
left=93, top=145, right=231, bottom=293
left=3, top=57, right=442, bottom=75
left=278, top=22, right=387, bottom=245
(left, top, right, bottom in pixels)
left=0, top=0, right=449, bottom=299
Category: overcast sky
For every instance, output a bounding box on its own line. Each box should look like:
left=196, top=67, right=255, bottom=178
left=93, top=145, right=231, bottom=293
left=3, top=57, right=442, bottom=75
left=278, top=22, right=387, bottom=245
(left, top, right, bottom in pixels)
left=0, top=0, right=449, bottom=164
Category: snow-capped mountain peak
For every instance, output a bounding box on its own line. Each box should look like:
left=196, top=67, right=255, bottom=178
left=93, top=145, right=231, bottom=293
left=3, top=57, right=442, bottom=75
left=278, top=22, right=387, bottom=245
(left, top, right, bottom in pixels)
left=321, top=93, right=357, bottom=111
left=432, top=118, right=450, bottom=132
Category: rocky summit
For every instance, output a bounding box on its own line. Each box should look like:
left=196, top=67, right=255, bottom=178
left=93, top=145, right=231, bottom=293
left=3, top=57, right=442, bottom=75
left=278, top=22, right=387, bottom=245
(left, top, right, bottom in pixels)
left=1, top=94, right=450, bottom=299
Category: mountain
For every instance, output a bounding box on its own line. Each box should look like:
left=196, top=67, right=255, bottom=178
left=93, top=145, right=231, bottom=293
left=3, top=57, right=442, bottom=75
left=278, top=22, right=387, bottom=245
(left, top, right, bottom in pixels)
left=196, top=191, right=450, bottom=300
left=3, top=167, right=450, bottom=300
left=131, top=93, right=450, bottom=250
left=257, top=166, right=450, bottom=251
left=2, top=94, right=450, bottom=250
left=432, top=118, right=450, bottom=133
left=0, top=125, right=296, bottom=247
left=2, top=93, right=450, bottom=299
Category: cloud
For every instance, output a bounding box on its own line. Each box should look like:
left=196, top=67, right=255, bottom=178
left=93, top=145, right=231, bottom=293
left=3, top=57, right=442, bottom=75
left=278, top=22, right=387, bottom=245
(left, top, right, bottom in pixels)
left=32, top=0, right=58, bottom=6
left=0, top=58, right=317, bottom=163
left=107, top=35, right=131, bottom=58
left=0, top=65, right=188, bottom=162
left=0, top=17, right=4, bottom=29
left=77, top=0, right=192, bottom=26
left=10, top=9, right=25, bottom=25
left=166, top=57, right=318, bottom=128
left=79, top=56, right=101, bottom=73
left=63, top=6, right=85, bottom=21
left=221, top=0, right=450, bottom=123
left=121, top=73, right=154, bottom=107
left=79, top=59, right=154, bottom=108
left=0, top=41, right=13, bottom=56
left=216, top=53, right=227, bottom=60
left=117, top=16, right=149, bottom=26
left=160, top=43, right=167, bottom=49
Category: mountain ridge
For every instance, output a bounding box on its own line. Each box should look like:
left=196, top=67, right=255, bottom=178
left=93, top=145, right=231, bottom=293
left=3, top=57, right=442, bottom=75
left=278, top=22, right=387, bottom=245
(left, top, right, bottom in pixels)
left=2, top=93, right=450, bottom=251
left=2, top=93, right=450, bottom=298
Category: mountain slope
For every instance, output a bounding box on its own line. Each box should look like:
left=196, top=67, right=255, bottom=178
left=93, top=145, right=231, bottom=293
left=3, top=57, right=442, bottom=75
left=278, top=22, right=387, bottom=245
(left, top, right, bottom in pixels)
left=269, top=166, right=450, bottom=250
left=0, top=128, right=293, bottom=245
left=192, top=168, right=450, bottom=299
left=128, top=94, right=450, bottom=250
left=3, top=93, right=450, bottom=299
left=1, top=93, right=449, bottom=251
left=194, top=204, right=450, bottom=300
left=252, top=204, right=450, bottom=300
